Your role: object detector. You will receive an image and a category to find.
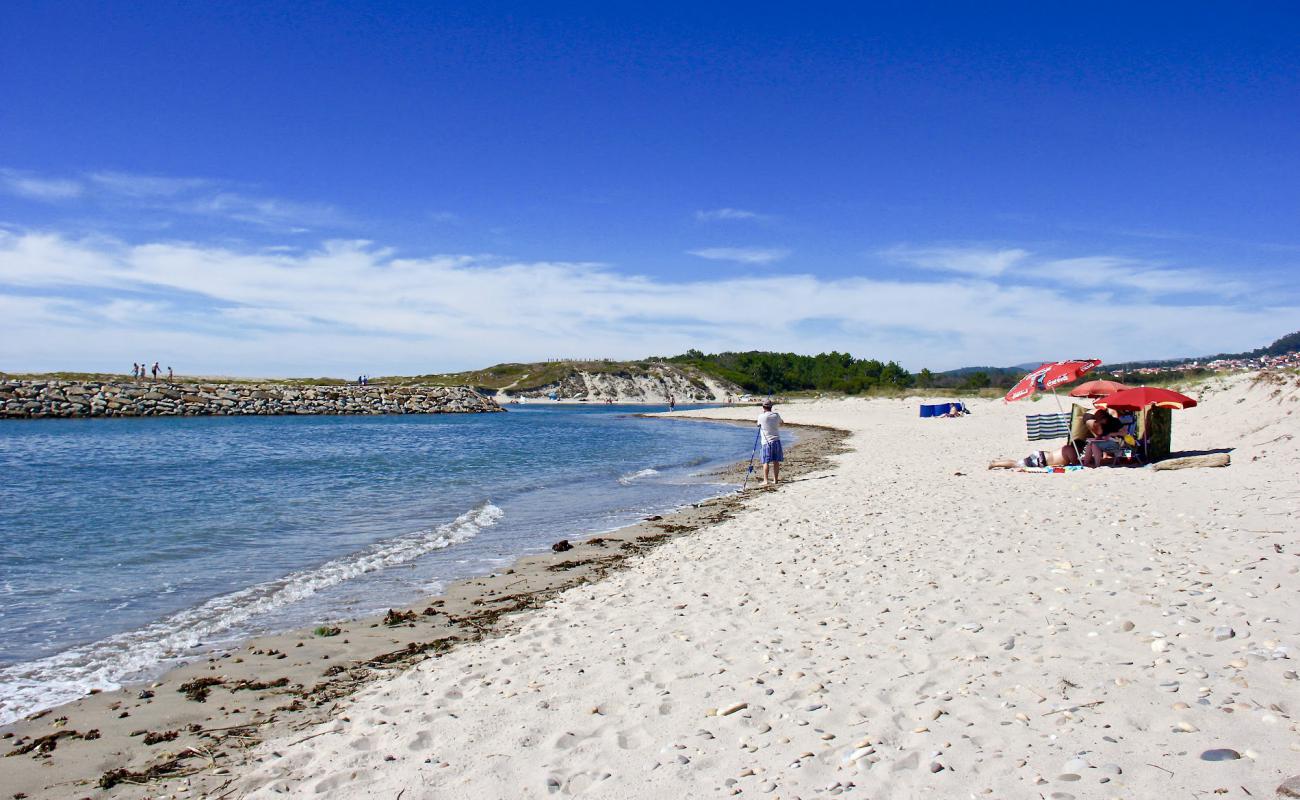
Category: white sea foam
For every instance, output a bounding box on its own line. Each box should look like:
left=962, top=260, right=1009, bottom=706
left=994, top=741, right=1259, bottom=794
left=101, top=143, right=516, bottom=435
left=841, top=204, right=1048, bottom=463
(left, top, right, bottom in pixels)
left=0, top=502, right=503, bottom=726
left=618, top=468, right=660, bottom=485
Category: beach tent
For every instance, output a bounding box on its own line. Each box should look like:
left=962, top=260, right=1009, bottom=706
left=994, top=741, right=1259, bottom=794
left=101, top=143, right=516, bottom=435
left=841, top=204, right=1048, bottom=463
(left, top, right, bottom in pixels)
left=919, top=401, right=967, bottom=418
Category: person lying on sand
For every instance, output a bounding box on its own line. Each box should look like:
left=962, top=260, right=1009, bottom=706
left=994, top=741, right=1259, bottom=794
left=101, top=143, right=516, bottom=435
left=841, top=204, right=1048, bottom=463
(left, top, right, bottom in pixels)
left=988, top=442, right=1079, bottom=470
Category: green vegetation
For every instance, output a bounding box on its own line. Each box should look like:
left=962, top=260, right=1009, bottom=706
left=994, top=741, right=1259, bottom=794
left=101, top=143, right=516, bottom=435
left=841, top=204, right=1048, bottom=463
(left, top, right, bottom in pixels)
left=661, top=350, right=913, bottom=395
left=380, top=360, right=670, bottom=392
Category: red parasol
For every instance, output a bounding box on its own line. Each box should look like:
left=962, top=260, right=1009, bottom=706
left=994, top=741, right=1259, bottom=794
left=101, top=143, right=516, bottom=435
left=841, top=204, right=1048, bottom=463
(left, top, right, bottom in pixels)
left=1095, top=386, right=1197, bottom=411
left=1005, top=359, right=1103, bottom=403
left=1068, top=379, right=1130, bottom=398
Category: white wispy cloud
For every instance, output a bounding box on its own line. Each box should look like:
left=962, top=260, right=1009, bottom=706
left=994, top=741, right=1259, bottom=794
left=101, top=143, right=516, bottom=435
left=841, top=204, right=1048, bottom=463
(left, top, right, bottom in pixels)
left=688, top=246, right=791, bottom=264
left=0, top=169, right=84, bottom=201
left=884, top=245, right=1253, bottom=297
left=0, top=229, right=1294, bottom=375
left=0, top=167, right=347, bottom=232
left=1035, top=256, right=1249, bottom=296
left=178, top=192, right=345, bottom=231
left=86, top=171, right=213, bottom=197
left=696, top=208, right=767, bottom=222
left=884, top=245, right=1029, bottom=278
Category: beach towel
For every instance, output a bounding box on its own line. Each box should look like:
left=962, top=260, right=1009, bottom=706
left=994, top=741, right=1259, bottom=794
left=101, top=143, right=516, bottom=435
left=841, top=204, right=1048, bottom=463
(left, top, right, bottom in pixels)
left=1025, top=412, right=1071, bottom=441
left=1016, top=465, right=1085, bottom=474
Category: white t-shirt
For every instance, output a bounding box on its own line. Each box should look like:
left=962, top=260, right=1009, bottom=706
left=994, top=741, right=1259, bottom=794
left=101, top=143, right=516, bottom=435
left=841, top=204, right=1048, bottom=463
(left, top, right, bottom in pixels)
left=757, top=410, right=782, bottom=443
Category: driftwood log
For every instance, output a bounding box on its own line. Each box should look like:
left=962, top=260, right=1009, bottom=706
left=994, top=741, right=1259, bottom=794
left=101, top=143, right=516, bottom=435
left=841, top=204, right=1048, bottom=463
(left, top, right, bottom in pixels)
left=1152, top=453, right=1230, bottom=471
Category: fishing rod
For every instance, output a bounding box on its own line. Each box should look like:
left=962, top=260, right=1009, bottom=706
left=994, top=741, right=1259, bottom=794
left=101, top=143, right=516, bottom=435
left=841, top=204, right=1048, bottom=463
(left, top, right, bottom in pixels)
left=740, top=427, right=761, bottom=492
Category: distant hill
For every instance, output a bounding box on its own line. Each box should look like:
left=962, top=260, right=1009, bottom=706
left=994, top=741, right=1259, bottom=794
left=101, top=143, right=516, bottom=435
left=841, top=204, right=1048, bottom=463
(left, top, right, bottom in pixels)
left=931, top=330, right=1300, bottom=387
left=1105, top=329, right=1300, bottom=371
left=938, top=365, right=1027, bottom=379
left=381, top=360, right=743, bottom=402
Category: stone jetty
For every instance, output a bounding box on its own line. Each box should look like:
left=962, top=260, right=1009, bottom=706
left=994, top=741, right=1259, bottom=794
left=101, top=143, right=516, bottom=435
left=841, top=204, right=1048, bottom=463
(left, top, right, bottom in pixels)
left=0, top=381, right=502, bottom=419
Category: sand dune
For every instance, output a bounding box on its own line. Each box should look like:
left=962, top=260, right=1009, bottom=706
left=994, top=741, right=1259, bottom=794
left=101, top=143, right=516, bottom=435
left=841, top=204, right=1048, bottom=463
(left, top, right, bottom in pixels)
left=232, top=372, right=1299, bottom=799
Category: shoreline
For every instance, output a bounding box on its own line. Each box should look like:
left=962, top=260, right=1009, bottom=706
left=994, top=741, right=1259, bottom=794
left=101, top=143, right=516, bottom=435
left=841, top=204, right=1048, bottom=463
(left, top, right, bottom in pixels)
left=0, top=418, right=848, bottom=799
left=227, top=374, right=1300, bottom=799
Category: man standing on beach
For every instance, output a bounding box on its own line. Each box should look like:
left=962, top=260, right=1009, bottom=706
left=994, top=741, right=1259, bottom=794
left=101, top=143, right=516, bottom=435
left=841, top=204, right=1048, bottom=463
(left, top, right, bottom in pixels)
left=757, top=400, right=783, bottom=486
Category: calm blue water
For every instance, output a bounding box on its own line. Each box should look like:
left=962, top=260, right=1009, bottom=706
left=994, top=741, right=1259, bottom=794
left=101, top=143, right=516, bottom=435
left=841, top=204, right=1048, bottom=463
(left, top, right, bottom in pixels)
left=0, top=405, right=761, bottom=724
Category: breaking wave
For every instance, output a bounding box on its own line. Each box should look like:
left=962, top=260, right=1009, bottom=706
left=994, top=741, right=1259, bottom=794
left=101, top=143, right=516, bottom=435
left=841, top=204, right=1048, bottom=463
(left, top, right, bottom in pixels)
left=0, top=502, right=503, bottom=726
left=618, top=468, right=660, bottom=485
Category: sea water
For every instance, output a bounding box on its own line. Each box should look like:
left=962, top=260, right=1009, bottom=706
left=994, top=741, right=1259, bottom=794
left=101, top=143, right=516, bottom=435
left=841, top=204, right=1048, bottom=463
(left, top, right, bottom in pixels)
left=0, top=404, right=763, bottom=724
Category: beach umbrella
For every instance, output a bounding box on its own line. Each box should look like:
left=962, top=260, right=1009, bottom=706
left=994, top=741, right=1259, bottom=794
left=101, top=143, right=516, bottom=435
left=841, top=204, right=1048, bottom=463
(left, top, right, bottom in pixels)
left=1005, top=358, right=1102, bottom=463
left=1004, top=359, right=1103, bottom=403
left=1068, top=379, right=1130, bottom=398
left=1096, top=386, right=1198, bottom=411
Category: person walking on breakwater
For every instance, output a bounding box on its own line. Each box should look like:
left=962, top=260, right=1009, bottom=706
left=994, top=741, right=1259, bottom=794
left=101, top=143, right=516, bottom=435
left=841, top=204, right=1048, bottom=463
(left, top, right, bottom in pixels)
left=757, top=399, right=784, bottom=487
left=131, top=363, right=139, bottom=380
left=151, top=362, right=160, bottom=381
left=167, top=366, right=173, bottom=381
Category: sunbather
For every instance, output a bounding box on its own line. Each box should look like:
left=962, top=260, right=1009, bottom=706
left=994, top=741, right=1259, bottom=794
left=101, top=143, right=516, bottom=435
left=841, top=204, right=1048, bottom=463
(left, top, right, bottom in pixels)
left=987, top=442, right=1080, bottom=470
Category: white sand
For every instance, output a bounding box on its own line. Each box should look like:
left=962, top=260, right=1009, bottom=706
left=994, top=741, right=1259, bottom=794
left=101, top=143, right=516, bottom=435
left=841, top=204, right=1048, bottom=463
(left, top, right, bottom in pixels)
left=233, top=372, right=1299, bottom=799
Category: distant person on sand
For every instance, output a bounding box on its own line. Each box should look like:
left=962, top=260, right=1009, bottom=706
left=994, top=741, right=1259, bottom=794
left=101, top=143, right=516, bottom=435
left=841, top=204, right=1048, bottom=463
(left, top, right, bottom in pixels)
left=668, top=394, right=676, bottom=411
left=757, top=400, right=784, bottom=486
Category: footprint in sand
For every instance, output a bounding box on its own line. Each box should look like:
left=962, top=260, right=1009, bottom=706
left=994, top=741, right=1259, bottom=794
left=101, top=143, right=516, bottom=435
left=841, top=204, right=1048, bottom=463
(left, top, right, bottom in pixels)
left=616, top=730, right=649, bottom=750
left=349, top=735, right=374, bottom=751
left=545, top=770, right=612, bottom=795
left=406, top=730, right=432, bottom=752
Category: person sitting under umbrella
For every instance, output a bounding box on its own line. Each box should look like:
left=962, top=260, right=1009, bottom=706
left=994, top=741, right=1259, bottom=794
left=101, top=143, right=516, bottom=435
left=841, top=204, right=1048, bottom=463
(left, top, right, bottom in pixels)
left=1078, top=406, right=1128, bottom=468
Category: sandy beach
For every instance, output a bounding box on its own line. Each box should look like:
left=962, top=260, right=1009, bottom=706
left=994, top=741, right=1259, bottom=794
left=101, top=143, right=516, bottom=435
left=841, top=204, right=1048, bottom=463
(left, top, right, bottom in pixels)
left=0, top=421, right=842, bottom=798
left=4, top=372, right=1298, bottom=799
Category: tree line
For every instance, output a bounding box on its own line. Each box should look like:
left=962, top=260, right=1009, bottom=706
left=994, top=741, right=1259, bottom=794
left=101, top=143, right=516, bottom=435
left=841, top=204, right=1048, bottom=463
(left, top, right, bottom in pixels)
left=665, top=350, right=915, bottom=394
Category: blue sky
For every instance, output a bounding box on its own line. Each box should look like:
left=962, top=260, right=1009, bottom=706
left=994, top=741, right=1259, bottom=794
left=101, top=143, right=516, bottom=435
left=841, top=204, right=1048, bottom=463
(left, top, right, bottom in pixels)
left=1, top=2, right=1297, bottom=375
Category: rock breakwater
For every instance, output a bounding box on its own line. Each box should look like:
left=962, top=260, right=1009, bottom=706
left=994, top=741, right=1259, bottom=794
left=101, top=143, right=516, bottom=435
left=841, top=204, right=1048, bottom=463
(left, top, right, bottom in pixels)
left=0, top=381, right=502, bottom=419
